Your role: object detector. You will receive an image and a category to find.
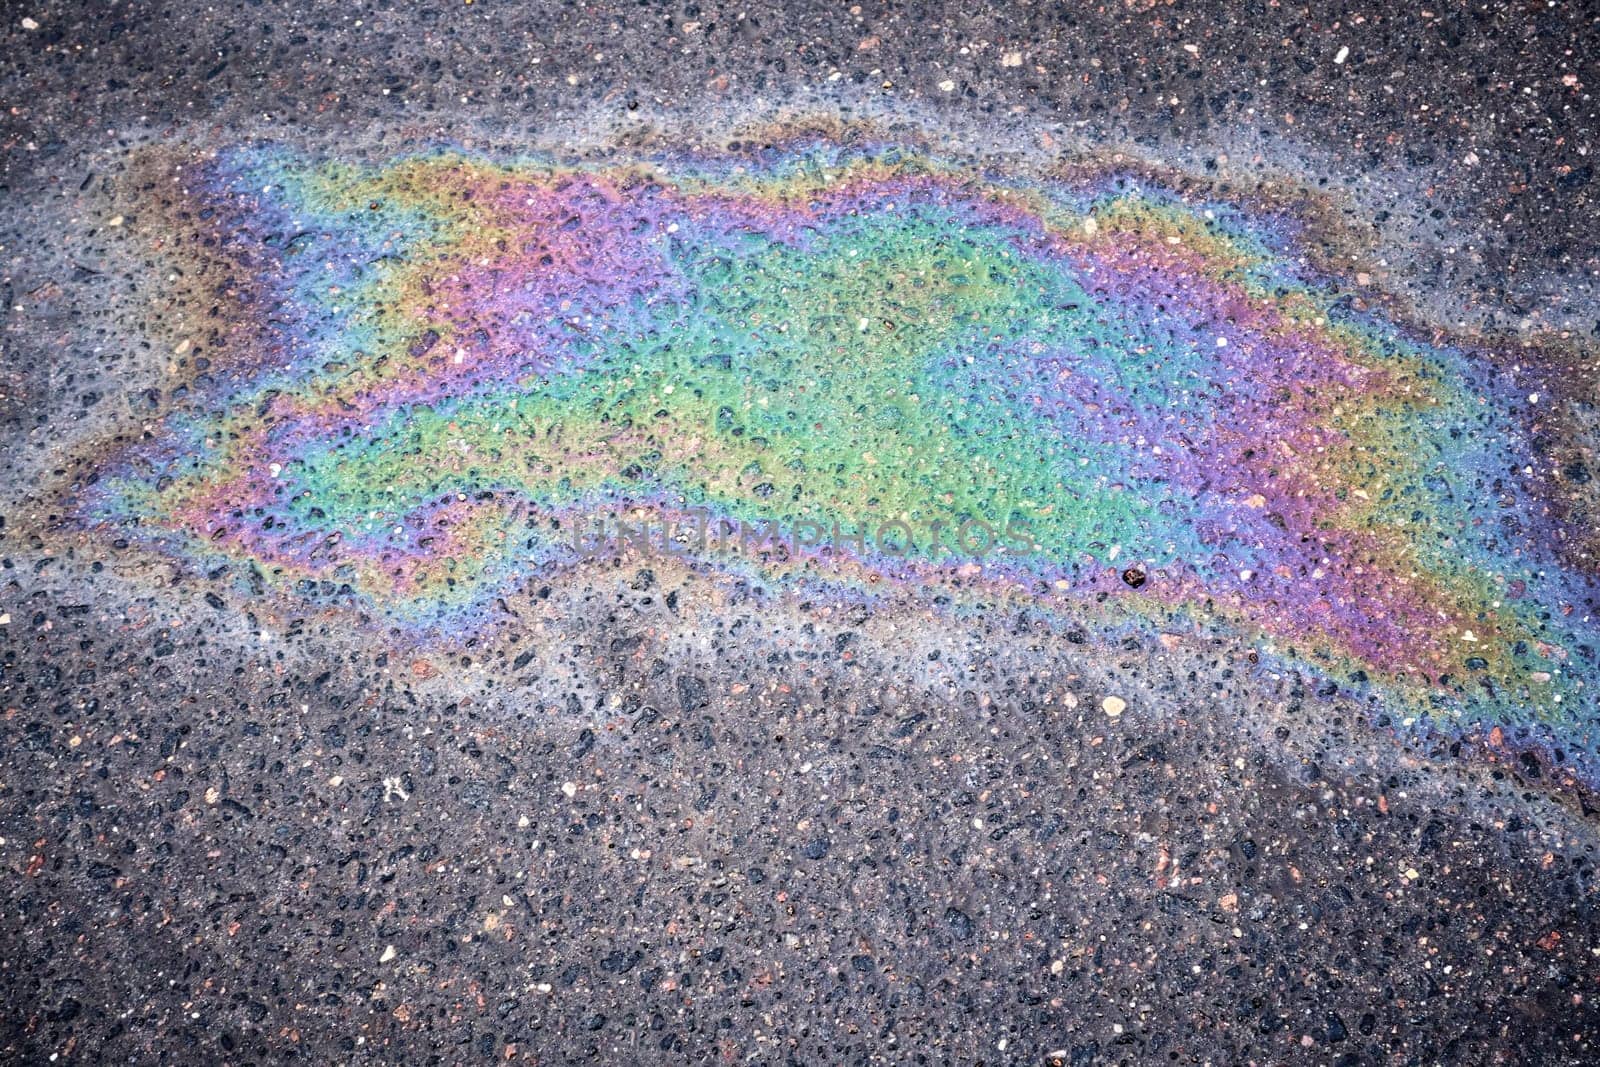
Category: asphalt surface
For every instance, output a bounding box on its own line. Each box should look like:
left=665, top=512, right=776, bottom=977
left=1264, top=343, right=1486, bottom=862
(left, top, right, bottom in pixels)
left=3, top=2, right=1600, bottom=1064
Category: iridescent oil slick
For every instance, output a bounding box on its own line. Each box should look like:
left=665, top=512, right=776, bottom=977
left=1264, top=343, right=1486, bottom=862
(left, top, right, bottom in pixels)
left=60, top=138, right=1600, bottom=784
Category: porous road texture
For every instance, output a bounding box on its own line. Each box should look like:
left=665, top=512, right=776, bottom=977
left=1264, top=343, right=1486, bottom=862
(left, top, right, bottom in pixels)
left=2, top=2, right=1598, bottom=1063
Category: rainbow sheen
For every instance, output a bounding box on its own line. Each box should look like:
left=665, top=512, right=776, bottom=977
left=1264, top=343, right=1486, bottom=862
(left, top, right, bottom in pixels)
left=71, top=142, right=1600, bottom=775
